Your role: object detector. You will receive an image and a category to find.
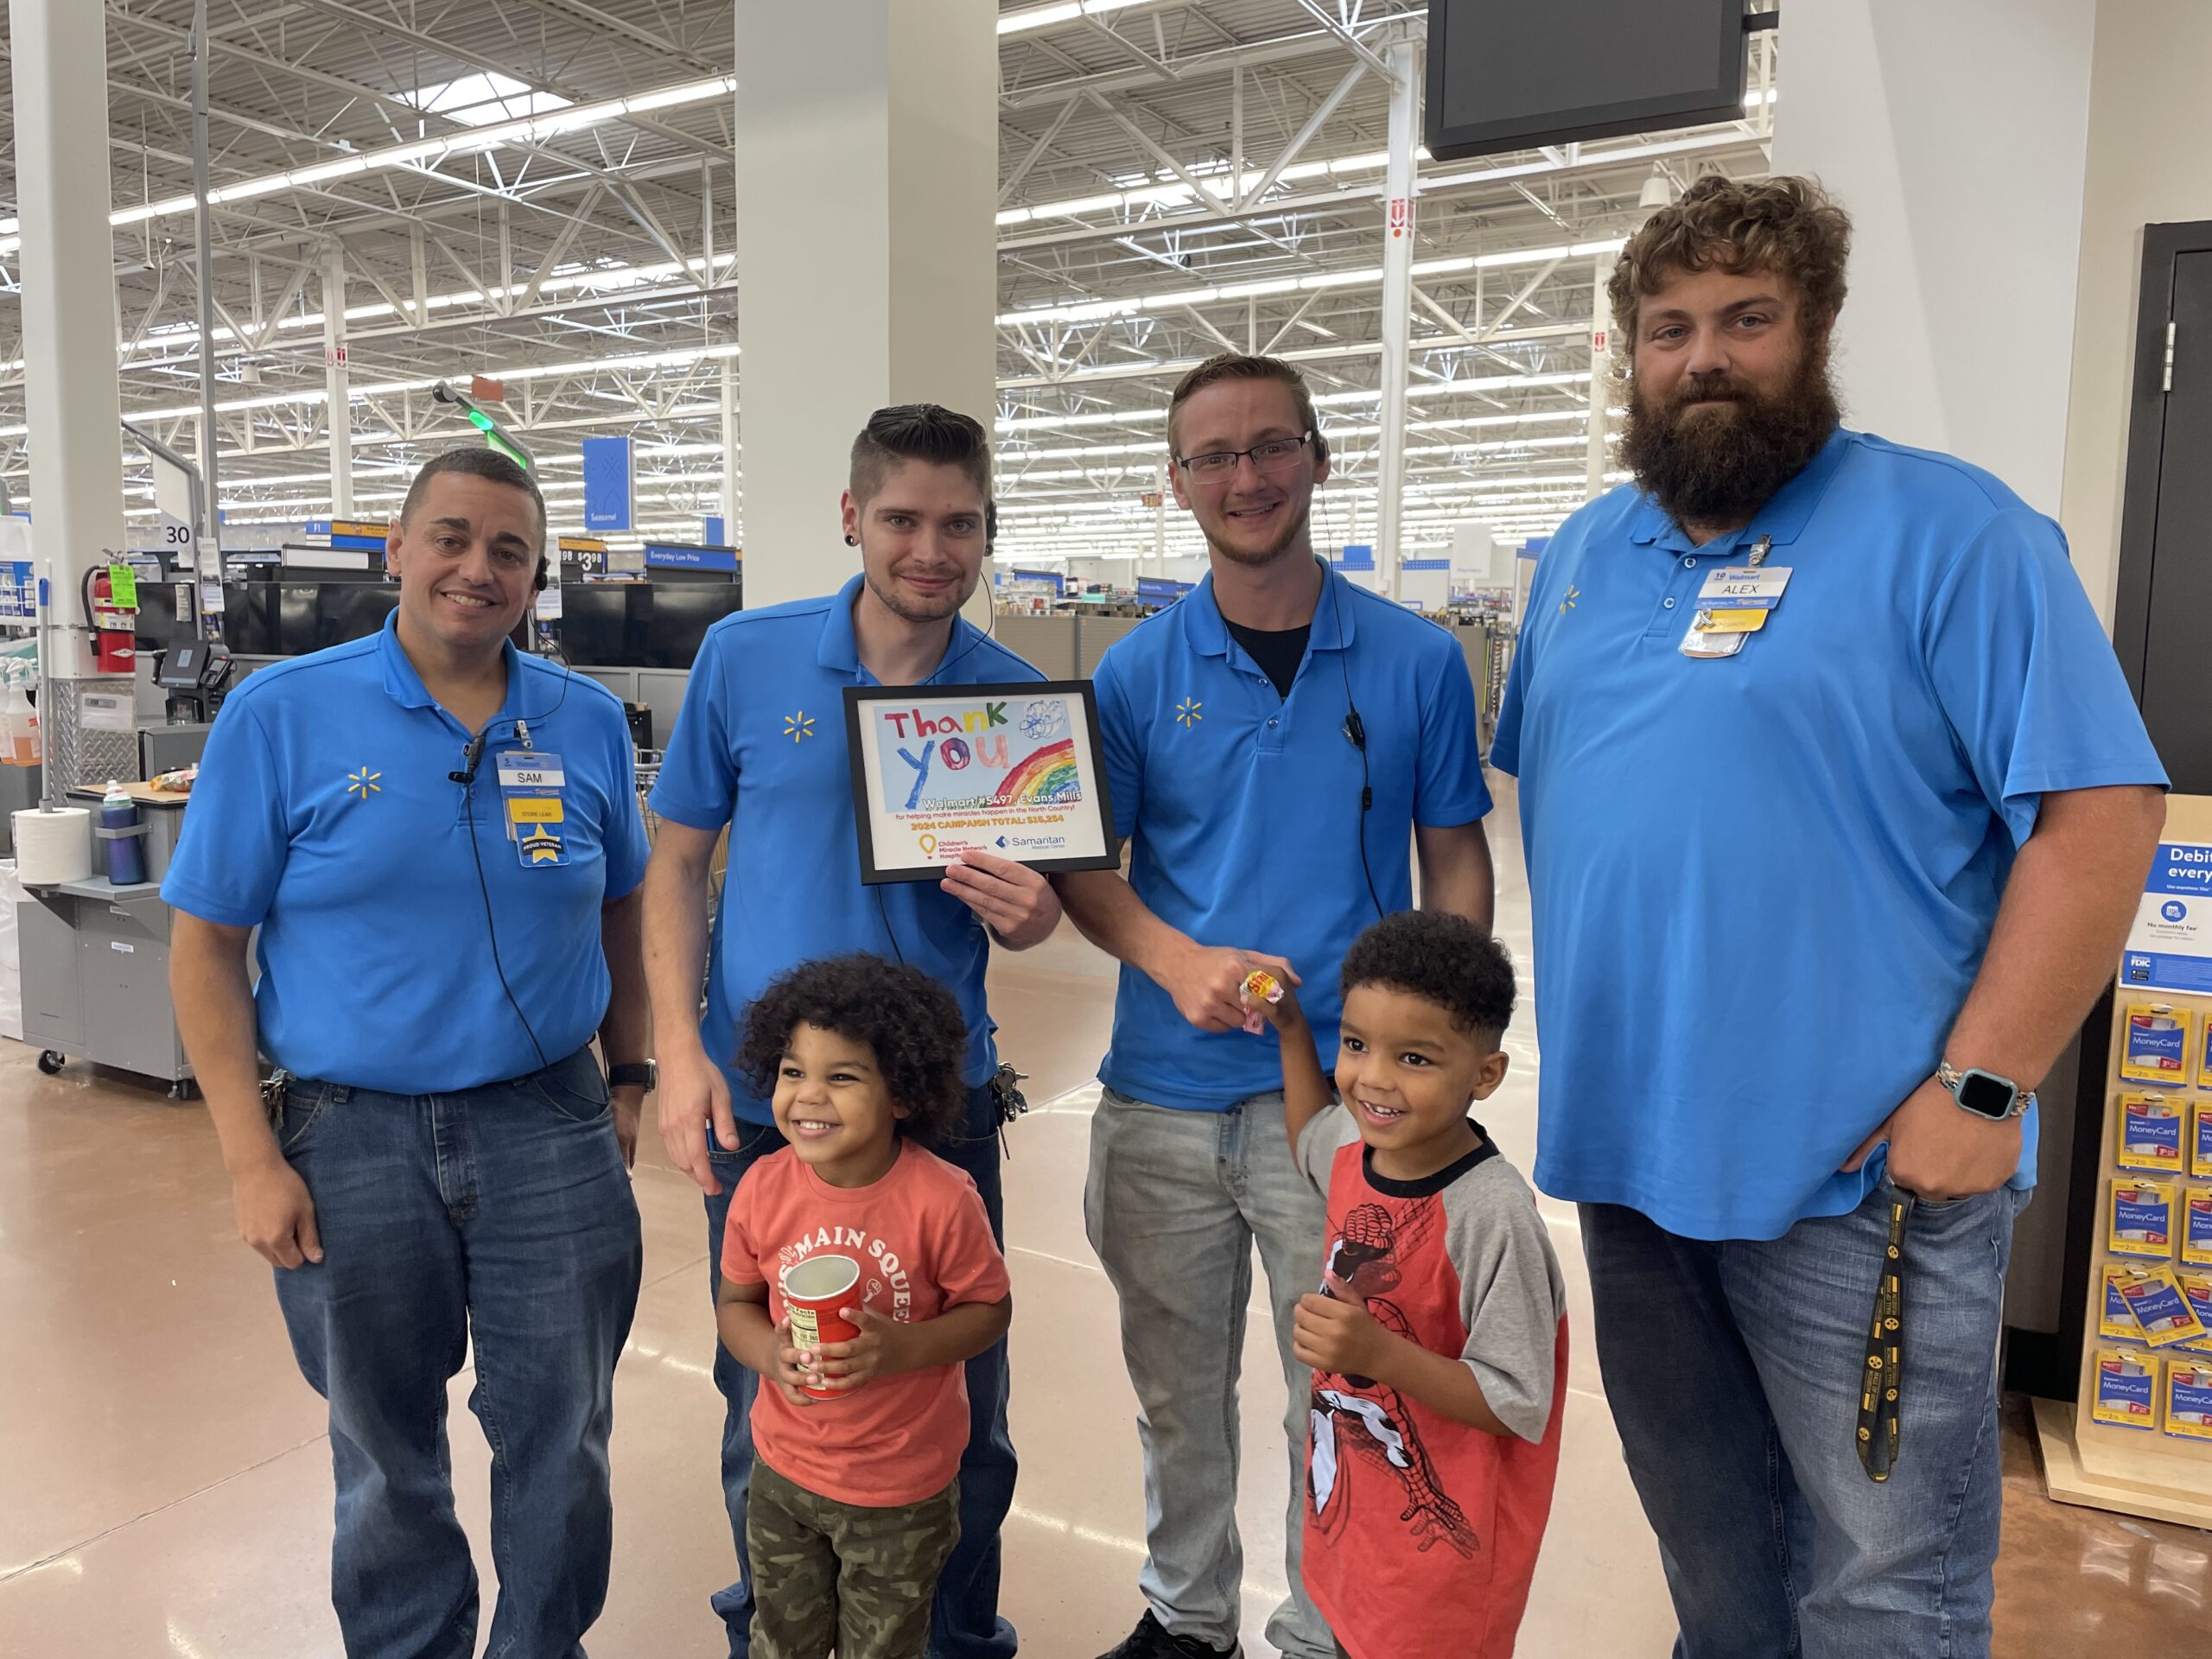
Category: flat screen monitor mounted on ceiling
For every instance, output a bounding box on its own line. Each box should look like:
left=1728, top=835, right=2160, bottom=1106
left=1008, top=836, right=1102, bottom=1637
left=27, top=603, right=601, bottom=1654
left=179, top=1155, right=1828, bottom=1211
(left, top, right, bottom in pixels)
left=1425, top=0, right=1757, bottom=162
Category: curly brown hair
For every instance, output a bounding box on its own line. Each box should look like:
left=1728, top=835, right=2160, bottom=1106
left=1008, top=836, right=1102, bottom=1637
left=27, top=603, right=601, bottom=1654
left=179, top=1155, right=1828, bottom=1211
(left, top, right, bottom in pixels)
left=737, top=954, right=970, bottom=1147
left=1609, top=175, right=1853, bottom=364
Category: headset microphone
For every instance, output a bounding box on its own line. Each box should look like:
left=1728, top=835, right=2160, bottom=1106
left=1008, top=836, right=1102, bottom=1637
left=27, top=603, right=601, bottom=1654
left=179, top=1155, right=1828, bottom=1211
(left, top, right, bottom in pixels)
left=449, top=732, right=488, bottom=785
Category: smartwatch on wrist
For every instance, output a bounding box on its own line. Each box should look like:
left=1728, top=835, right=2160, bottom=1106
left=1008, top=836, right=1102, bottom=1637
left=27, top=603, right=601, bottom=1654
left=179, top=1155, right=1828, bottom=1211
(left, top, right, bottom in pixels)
left=1936, top=1060, right=2031, bottom=1121
left=607, top=1060, right=658, bottom=1092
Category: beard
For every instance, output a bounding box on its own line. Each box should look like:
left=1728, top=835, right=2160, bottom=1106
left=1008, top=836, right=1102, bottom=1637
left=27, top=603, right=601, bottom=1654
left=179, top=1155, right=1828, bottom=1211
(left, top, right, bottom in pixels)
left=1619, top=346, right=1841, bottom=531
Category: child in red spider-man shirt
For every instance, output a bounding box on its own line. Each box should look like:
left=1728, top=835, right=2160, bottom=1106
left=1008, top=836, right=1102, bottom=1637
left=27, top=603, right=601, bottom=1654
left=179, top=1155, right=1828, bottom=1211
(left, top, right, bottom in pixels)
left=1245, top=910, right=1567, bottom=1659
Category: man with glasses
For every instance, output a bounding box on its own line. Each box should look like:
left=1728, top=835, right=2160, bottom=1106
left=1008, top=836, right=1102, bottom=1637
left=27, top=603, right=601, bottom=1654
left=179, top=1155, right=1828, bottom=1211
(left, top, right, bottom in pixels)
left=1057, top=353, right=1495, bottom=1659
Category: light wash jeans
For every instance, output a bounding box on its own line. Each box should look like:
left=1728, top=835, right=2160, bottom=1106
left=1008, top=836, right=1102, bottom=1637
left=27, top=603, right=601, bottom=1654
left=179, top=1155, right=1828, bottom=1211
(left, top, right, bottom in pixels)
left=271, top=1046, right=643, bottom=1659
left=1084, top=1087, right=1334, bottom=1659
left=1581, top=1179, right=2029, bottom=1659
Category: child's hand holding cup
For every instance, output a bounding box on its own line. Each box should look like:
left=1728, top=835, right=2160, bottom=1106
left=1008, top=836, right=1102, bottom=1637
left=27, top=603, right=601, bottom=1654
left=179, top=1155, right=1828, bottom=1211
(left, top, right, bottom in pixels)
left=780, top=1254, right=865, bottom=1401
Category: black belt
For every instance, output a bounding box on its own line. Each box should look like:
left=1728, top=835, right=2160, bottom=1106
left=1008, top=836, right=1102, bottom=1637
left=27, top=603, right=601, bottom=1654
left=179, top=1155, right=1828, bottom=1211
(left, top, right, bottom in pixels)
left=1857, top=1187, right=1912, bottom=1483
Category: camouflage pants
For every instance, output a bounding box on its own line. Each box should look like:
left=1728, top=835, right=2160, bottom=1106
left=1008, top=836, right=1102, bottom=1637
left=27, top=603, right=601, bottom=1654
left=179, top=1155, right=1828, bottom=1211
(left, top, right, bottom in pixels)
left=747, top=1458, right=962, bottom=1659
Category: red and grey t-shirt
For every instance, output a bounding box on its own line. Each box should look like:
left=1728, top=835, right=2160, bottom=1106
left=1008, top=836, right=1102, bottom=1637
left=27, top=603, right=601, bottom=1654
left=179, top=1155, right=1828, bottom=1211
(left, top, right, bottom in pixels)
left=1293, top=1105, right=1568, bottom=1659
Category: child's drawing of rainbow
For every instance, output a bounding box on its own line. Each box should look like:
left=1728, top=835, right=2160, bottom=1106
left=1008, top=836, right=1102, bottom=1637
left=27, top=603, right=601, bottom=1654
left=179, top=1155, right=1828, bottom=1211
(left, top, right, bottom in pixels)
left=993, top=737, right=1084, bottom=806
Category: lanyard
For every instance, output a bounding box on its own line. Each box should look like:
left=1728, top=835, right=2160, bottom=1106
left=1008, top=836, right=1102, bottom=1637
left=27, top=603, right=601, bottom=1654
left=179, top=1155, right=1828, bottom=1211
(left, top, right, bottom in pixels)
left=1857, top=1187, right=1912, bottom=1482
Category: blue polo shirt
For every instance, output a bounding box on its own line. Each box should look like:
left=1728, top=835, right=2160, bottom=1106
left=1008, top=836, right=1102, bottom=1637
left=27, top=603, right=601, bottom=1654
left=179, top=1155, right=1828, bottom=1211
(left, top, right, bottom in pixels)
left=1493, top=428, right=2167, bottom=1241
left=162, top=610, right=648, bottom=1094
left=648, top=575, right=1042, bottom=1124
left=1095, top=563, right=1492, bottom=1112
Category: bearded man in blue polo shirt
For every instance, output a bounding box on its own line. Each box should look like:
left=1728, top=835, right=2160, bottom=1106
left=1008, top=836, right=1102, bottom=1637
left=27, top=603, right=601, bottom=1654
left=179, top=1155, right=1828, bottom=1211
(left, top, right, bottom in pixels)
left=642, top=404, right=1059, bottom=1659
left=1495, top=175, right=2167, bottom=1656
left=167, top=447, right=653, bottom=1659
left=1058, top=354, right=1495, bottom=1659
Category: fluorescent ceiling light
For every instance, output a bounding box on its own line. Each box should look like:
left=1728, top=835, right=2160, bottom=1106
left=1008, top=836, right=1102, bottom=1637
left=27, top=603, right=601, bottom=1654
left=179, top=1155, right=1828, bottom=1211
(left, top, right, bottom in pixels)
left=0, top=74, right=737, bottom=255
left=999, top=0, right=1149, bottom=35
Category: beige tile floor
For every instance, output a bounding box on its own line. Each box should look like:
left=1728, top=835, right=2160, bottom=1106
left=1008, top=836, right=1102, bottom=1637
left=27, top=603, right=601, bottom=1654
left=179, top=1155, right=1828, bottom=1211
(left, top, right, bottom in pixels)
left=3, top=793, right=2209, bottom=1656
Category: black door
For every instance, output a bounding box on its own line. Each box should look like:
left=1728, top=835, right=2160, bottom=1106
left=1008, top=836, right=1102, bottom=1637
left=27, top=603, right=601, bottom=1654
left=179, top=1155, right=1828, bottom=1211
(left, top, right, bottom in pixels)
left=2117, top=227, right=2212, bottom=793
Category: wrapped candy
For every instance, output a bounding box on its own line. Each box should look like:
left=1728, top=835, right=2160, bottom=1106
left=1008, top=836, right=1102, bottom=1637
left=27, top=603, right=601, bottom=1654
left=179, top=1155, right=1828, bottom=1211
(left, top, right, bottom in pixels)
left=1242, top=968, right=1283, bottom=1035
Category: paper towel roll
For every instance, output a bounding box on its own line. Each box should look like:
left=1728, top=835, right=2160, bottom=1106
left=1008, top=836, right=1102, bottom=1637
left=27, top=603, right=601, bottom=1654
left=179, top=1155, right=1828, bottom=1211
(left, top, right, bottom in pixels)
left=13, top=806, right=92, bottom=886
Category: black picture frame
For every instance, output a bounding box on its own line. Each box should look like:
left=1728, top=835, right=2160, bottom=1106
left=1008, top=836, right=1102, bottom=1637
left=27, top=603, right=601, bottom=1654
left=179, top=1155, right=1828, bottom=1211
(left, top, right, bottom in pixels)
left=842, top=680, right=1121, bottom=886
left=1425, top=0, right=1751, bottom=163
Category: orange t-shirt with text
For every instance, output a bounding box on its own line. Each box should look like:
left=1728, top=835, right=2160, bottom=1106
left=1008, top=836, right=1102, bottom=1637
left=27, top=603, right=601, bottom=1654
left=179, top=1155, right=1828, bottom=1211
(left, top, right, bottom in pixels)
left=721, top=1140, right=1010, bottom=1508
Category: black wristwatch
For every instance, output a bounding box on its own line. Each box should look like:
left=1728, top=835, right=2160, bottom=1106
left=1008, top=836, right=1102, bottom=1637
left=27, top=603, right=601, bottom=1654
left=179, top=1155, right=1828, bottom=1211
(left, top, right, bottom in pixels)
left=1936, top=1060, right=2031, bottom=1122
left=607, top=1060, right=658, bottom=1092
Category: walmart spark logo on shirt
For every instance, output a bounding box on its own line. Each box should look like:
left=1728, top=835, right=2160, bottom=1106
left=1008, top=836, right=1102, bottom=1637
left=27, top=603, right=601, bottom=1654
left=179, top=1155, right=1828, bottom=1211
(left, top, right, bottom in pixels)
left=784, top=711, right=816, bottom=744
left=346, top=766, right=382, bottom=801
left=1175, top=698, right=1204, bottom=728
left=1558, top=585, right=1580, bottom=616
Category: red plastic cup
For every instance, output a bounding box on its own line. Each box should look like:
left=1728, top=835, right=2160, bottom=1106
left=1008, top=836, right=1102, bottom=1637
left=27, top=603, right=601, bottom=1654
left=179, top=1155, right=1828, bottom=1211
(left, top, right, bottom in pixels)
left=780, top=1253, right=862, bottom=1400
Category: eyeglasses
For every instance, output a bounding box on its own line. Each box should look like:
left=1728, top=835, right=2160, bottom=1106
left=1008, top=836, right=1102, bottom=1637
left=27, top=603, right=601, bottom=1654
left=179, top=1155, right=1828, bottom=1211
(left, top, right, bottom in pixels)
left=1174, top=430, right=1314, bottom=481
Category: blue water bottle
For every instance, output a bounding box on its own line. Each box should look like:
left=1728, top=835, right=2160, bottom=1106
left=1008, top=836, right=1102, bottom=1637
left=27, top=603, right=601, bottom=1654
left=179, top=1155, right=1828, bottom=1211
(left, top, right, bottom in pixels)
left=99, top=780, right=148, bottom=886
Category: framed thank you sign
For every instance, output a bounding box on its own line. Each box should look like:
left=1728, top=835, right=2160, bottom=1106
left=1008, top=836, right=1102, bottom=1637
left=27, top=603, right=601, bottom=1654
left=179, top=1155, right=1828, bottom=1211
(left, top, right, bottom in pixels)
left=844, top=681, right=1119, bottom=884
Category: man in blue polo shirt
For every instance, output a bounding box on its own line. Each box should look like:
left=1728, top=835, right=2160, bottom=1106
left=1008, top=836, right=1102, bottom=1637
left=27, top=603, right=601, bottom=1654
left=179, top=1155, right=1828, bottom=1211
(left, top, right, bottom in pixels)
left=167, top=447, right=653, bottom=1659
left=1057, top=353, right=1493, bottom=1659
left=642, top=404, right=1058, bottom=1659
left=1495, top=176, right=2167, bottom=1656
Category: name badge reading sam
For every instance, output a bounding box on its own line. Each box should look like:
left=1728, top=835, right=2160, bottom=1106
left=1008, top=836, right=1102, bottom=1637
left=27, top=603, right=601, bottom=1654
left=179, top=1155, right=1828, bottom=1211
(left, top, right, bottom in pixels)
left=496, top=751, right=569, bottom=867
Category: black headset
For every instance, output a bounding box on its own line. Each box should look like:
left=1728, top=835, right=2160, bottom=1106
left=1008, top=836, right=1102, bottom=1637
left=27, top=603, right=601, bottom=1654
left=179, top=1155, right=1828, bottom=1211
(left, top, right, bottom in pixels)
left=445, top=662, right=575, bottom=1072
left=1328, top=568, right=1384, bottom=923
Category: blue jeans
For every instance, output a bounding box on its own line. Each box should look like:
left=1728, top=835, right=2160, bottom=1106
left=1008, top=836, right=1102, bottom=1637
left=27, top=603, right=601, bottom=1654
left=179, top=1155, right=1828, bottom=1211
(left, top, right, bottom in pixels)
left=270, top=1046, right=644, bottom=1659
left=1581, top=1179, right=2027, bottom=1659
left=702, top=1086, right=1018, bottom=1659
left=1083, top=1087, right=1334, bottom=1659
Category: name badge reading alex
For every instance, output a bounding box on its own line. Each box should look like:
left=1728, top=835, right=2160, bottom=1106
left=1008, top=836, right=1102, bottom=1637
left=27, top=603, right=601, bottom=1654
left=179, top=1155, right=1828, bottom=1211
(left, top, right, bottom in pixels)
left=1698, top=566, right=1792, bottom=610
left=496, top=751, right=568, bottom=867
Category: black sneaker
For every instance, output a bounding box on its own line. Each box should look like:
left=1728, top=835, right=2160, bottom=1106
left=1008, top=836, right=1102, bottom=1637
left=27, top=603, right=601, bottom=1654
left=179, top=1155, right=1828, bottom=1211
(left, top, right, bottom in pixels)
left=1095, top=1609, right=1243, bottom=1659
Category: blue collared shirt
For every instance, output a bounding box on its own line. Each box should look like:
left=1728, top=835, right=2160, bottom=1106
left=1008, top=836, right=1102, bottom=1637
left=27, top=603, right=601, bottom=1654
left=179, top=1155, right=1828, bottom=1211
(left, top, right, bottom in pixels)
left=1094, top=563, right=1493, bottom=1111
left=648, top=575, right=1042, bottom=1124
left=162, top=610, right=648, bottom=1093
left=1494, top=428, right=2168, bottom=1240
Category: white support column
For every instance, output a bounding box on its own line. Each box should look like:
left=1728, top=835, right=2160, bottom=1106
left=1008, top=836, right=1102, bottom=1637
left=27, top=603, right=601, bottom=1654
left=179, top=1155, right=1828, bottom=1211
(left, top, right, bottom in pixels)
left=733, top=0, right=997, bottom=613
left=1586, top=253, right=1615, bottom=500
left=721, top=357, right=740, bottom=546
left=9, top=0, right=125, bottom=680
left=1373, top=41, right=1417, bottom=602
left=322, top=246, right=353, bottom=519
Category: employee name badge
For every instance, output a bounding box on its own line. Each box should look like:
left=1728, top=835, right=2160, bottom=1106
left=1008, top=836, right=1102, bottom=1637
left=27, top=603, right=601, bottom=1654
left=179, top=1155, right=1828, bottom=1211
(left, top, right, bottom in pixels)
left=1682, top=543, right=1788, bottom=657
left=497, top=751, right=568, bottom=868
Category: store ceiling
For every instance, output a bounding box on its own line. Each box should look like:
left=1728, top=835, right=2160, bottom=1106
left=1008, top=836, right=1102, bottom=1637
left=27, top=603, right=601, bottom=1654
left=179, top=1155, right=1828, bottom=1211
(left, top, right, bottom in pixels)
left=0, top=1, right=1774, bottom=556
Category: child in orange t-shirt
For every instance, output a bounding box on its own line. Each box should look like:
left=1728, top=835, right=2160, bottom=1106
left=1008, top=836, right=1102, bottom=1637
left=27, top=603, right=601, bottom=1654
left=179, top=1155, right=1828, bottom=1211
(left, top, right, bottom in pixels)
left=716, top=955, right=1013, bottom=1659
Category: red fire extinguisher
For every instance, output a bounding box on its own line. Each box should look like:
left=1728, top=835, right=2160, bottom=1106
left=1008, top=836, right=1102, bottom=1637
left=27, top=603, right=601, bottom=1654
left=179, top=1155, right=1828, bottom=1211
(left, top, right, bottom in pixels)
left=83, top=567, right=139, bottom=674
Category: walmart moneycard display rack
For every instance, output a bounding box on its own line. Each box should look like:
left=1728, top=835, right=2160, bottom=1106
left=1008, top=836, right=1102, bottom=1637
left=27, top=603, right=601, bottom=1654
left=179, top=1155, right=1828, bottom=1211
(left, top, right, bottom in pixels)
left=2036, top=794, right=2212, bottom=1526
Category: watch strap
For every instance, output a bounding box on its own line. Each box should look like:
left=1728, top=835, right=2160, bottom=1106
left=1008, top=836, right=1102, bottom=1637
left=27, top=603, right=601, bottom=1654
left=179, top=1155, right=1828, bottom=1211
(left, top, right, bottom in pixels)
left=607, top=1061, right=657, bottom=1090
